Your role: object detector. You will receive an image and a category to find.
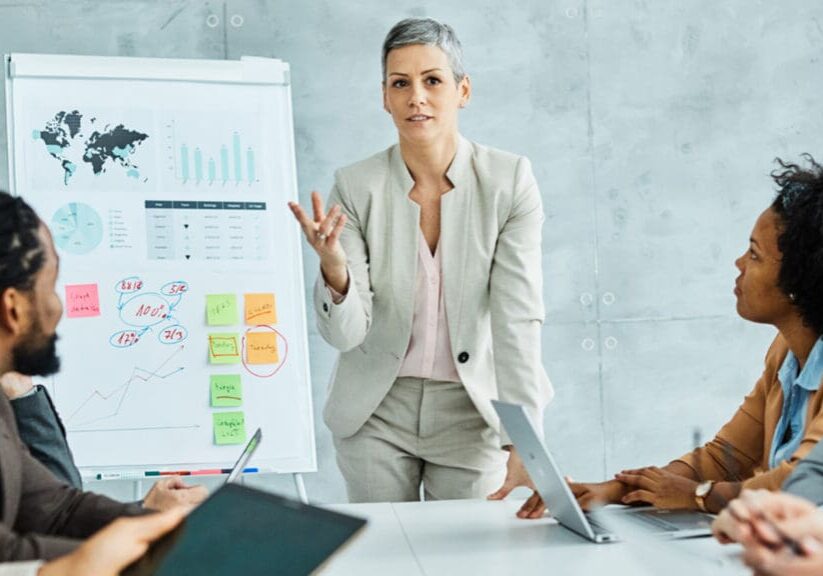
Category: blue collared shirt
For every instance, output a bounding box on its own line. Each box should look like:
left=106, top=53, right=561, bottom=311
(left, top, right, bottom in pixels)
left=769, top=337, right=823, bottom=469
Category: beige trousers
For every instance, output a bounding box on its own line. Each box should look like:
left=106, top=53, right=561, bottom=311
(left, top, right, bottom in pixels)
left=333, top=377, right=507, bottom=503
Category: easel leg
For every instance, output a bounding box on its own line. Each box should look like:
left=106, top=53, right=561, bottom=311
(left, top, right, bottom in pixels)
left=293, top=472, right=308, bottom=504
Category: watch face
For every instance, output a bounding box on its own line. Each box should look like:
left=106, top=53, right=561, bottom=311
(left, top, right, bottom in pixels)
left=696, top=481, right=712, bottom=497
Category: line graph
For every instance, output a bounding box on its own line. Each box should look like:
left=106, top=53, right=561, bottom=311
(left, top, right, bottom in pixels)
left=66, top=344, right=187, bottom=429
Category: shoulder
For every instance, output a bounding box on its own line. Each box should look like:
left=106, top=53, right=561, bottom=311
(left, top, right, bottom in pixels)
left=760, top=334, right=791, bottom=391
left=467, top=140, right=528, bottom=179
left=334, top=144, right=396, bottom=189
left=463, top=139, right=537, bottom=205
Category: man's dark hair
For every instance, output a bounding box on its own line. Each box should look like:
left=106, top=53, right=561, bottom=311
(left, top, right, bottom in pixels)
left=771, top=155, right=823, bottom=335
left=0, top=190, right=45, bottom=295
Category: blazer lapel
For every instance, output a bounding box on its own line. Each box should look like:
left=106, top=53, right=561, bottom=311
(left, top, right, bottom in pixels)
left=388, top=145, right=420, bottom=346
left=441, top=136, right=474, bottom=352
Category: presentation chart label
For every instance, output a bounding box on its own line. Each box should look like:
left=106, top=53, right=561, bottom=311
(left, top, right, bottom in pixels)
left=144, top=200, right=268, bottom=261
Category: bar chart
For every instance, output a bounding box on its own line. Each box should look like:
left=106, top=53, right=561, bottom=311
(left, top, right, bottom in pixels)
left=165, top=119, right=260, bottom=188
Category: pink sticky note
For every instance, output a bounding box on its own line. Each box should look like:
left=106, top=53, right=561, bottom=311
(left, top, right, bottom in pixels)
left=66, top=284, right=100, bottom=318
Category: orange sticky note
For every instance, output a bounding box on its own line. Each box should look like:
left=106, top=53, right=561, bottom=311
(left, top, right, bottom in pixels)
left=244, top=293, right=277, bottom=325
left=246, top=331, right=279, bottom=364
left=66, top=284, right=100, bottom=318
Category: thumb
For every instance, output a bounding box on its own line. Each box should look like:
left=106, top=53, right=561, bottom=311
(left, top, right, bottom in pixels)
left=488, top=477, right=516, bottom=501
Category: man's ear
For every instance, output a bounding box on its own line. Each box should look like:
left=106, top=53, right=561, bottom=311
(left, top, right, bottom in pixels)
left=0, top=287, right=30, bottom=337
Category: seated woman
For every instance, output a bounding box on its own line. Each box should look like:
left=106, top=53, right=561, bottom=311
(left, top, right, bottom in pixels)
left=518, top=155, right=823, bottom=518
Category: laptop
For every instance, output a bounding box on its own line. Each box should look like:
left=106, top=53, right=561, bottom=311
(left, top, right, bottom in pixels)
left=123, top=483, right=367, bottom=576
left=225, top=427, right=262, bottom=484
left=492, top=400, right=714, bottom=543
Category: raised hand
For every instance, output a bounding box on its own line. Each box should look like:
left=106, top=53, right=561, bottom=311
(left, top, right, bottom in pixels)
left=288, top=191, right=349, bottom=293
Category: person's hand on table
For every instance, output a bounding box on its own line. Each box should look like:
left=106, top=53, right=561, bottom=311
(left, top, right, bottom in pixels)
left=613, top=466, right=698, bottom=509
left=288, top=191, right=349, bottom=294
left=738, top=500, right=823, bottom=575
left=713, top=489, right=820, bottom=544
left=143, top=476, right=207, bottom=512
left=0, top=371, right=35, bottom=399
left=38, top=508, right=185, bottom=576
left=569, top=479, right=629, bottom=511
left=487, top=447, right=546, bottom=519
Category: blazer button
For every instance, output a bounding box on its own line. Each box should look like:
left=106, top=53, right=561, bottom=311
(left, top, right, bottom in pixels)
left=458, top=351, right=469, bottom=364
left=322, top=303, right=329, bottom=313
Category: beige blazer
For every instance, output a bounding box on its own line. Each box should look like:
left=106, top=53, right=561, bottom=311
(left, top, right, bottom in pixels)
left=315, top=136, right=554, bottom=442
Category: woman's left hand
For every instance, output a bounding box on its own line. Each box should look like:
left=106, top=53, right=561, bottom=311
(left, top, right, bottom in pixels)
left=487, top=447, right=546, bottom=519
left=614, top=466, right=698, bottom=509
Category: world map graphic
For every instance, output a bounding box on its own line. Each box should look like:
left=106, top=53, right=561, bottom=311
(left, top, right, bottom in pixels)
left=33, top=110, right=149, bottom=185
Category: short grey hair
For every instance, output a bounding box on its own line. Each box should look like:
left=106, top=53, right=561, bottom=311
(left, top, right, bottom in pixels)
left=381, top=18, right=466, bottom=84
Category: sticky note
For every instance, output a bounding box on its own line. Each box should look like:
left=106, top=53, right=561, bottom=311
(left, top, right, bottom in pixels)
left=65, top=284, right=100, bottom=318
left=210, top=374, right=242, bottom=407
left=206, top=294, right=237, bottom=326
left=246, top=331, right=279, bottom=364
left=213, top=411, right=246, bottom=445
left=244, top=293, right=277, bottom=325
left=208, top=333, right=241, bottom=364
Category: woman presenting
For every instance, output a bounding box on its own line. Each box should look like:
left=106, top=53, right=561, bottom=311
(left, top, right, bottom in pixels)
left=289, top=18, right=553, bottom=502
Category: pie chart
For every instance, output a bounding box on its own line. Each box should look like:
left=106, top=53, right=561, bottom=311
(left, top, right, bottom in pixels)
left=51, top=203, right=103, bottom=255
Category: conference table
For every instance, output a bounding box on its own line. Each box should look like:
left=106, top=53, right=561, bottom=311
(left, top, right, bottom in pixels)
left=322, top=499, right=749, bottom=575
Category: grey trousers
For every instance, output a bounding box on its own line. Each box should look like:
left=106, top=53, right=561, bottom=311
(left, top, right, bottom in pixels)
left=333, top=377, right=507, bottom=503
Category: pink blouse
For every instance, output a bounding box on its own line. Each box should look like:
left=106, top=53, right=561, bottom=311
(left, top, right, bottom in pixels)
left=327, top=232, right=461, bottom=383
left=396, top=234, right=461, bottom=382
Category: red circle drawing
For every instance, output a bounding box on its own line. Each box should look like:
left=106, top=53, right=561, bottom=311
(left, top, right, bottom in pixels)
left=240, top=325, right=289, bottom=378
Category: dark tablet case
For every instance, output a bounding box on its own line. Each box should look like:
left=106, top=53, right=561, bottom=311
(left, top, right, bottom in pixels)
left=123, top=483, right=367, bottom=576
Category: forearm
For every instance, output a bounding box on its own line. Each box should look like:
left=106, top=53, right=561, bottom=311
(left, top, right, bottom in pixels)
left=663, top=460, right=701, bottom=480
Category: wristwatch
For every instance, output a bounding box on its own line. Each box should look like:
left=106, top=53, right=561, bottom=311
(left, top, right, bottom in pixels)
left=694, top=480, right=715, bottom=512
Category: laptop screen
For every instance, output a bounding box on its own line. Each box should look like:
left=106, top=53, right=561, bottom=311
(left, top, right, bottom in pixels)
left=225, top=427, right=262, bottom=485
left=123, top=483, right=367, bottom=576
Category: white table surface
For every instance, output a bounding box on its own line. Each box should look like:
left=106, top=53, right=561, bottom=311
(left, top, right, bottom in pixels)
left=322, top=499, right=751, bottom=576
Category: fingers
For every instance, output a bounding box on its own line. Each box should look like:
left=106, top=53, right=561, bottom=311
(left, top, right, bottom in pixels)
left=614, top=471, right=655, bottom=491
left=488, top=469, right=521, bottom=501
left=567, top=482, right=587, bottom=497
left=487, top=480, right=514, bottom=501
left=160, top=476, right=188, bottom=489
left=316, top=205, right=341, bottom=243
left=311, top=191, right=325, bottom=222
left=327, top=213, right=347, bottom=244
left=111, top=508, right=185, bottom=542
left=516, top=492, right=546, bottom=520
left=622, top=490, right=656, bottom=505
left=288, top=201, right=315, bottom=230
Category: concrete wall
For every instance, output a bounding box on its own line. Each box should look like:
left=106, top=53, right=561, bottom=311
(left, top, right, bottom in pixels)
left=1, top=0, right=817, bottom=503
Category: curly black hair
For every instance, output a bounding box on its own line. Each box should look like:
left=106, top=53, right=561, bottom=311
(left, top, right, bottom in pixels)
left=771, top=155, right=823, bottom=335
left=0, top=190, right=45, bottom=296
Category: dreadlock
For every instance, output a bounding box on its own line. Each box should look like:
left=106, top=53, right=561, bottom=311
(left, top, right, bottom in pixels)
left=0, top=190, right=45, bottom=295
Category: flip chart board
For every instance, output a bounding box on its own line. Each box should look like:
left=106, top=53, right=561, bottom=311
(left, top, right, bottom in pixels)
left=4, top=53, right=316, bottom=476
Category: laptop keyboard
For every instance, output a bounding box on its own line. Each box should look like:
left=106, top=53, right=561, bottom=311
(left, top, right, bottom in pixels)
left=627, top=512, right=680, bottom=532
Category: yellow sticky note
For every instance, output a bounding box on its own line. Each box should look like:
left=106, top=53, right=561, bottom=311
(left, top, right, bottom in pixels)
left=206, top=294, right=237, bottom=326
left=244, top=293, right=277, bottom=325
left=246, top=331, right=279, bottom=364
left=213, top=411, right=246, bottom=445
left=208, top=333, right=241, bottom=364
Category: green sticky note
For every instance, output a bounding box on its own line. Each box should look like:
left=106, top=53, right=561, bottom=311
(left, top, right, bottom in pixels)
left=213, top=411, right=246, bottom=445
left=208, top=333, right=241, bottom=364
left=207, top=294, right=237, bottom=326
left=211, top=374, right=242, bottom=407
